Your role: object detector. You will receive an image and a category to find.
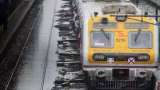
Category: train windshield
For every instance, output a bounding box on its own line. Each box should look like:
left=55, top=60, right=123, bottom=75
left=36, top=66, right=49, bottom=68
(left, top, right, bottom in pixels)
left=128, top=32, right=152, bottom=48
left=91, top=32, right=114, bottom=48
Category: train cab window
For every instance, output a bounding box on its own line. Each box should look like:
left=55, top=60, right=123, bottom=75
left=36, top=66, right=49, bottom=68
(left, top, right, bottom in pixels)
left=91, top=32, right=114, bottom=48
left=128, top=31, right=152, bottom=48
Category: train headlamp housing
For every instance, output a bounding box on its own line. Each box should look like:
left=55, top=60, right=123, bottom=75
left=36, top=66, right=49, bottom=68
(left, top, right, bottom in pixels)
left=93, top=54, right=105, bottom=61
left=93, top=53, right=150, bottom=61
left=137, top=54, right=150, bottom=61
left=116, top=15, right=127, bottom=22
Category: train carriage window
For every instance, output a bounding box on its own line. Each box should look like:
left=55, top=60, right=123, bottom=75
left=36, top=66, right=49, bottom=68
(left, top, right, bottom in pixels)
left=91, top=32, right=114, bottom=48
left=93, top=22, right=117, bottom=29
left=128, top=32, right=152, bottom=48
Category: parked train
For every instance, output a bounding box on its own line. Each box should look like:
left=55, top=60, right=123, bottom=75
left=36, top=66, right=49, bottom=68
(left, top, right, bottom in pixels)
left=73, top=0, right=160, bottom=89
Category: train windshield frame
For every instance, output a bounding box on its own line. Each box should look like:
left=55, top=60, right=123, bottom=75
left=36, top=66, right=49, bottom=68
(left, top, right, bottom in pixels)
left=91, top=31, right=114, bottom=48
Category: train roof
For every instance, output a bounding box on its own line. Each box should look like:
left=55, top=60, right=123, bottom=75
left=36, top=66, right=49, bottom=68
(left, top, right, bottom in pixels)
left=77, top=0, right=141, bottom=21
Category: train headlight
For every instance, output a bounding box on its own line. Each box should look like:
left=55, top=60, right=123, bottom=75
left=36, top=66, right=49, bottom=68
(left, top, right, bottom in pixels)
left=137, top=55, right=149, bottom=61
left=101, top=17, right=108, bottom=24
left=116, top=15, right=127, bottom=22
left=93, top=54, right=105, bottom=61
left=107, top=57, right=115, bottom=63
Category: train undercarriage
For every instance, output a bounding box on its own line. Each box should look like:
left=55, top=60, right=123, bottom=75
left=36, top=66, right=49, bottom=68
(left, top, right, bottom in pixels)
left=86, top=68, right=157, bottom=90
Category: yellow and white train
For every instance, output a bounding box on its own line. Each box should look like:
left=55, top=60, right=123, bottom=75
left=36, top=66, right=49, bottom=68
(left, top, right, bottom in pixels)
left=73, top=0, right=160, bottom=89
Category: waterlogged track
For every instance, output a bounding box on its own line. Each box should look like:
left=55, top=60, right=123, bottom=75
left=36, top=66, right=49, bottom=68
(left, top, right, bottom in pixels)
left=52, top=0, right=87, bottom=90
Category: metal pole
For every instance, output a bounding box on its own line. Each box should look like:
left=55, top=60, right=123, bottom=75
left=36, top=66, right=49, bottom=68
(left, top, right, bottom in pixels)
left=156, top=8, right=158, bottom=21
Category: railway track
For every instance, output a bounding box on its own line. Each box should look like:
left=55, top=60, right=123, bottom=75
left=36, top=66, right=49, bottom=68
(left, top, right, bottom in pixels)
left=52, top=0, right=87, bottom=90
left=0, top=0, right=42, bottom=90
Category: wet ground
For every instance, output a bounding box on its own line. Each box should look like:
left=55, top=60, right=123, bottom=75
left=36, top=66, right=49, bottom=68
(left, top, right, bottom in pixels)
left=10, top=0, right=61, bottom=90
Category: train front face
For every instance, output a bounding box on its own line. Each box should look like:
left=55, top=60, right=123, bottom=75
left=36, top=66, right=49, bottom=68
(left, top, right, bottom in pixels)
left=82, top=15, right=159, bottom=79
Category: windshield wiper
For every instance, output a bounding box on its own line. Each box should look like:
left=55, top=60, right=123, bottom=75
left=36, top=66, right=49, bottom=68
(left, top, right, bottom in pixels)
left=134, top=29, right=142, bottom=43
left=100, top=29, right=110, bottom=40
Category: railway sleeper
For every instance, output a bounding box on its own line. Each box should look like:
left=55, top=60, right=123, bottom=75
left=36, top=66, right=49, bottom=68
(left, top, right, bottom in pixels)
left=58, top=44, right=79, bottom=48
left=59, top=35, right=78, bottom=40
left=59, top=35, right=78, bottom=39
left=57, top=66, right=82, bottom=71
left=58, top=40, right=79, bottom=44
left=58, top=28, right=79, bottom=33
left=58, top=43, right=79, bottom=47
left=57, top=62, right=81, bottom=67
left=56, top=14, right=74, bottom=17
left=56, top=17, right=73, bottom=21
left=57, top=40, right=79, bottom=44
left=55, top=80, right=85, bottom=88
left=58, top=48, right=79, bottom=52
left=57, top=9, right=73, bottom=13
left=58, top=55, right=80, bottom=60
left=57, top=58, right=80, bottom=62
left=58, top=28, right=74, bottom=32
left=62, top=0, right=72, bottom=1
left=57, top=60, right=80, bottom=63
left=55, top=24, right=73, bottom=29
left=62, top=2, right=73, bottom=6
left=61, top=5, right=74, bottom=8
left=57, top=59, right=80, bottom=63
left=58, top=51, right=80, bottom=55
left=57, top=65, right=82, bottom=71
left=56, top=72, right=85, bottom=81
left=56, top=19, right=73, bottom=23
left=56, top=12, right=74, bottom=16
left=58, top=41, right=78, bottom=45
left=59, top=32, right=76, bottom=37
left=57, top=42, right=79, bottom=47
left=58, top=44, right=79, bottom=49
left=58, top=66, right=81, bottom=72
left=58, top=37, right=78, bottom=40
left=57, top=61, right=81, bottom=67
